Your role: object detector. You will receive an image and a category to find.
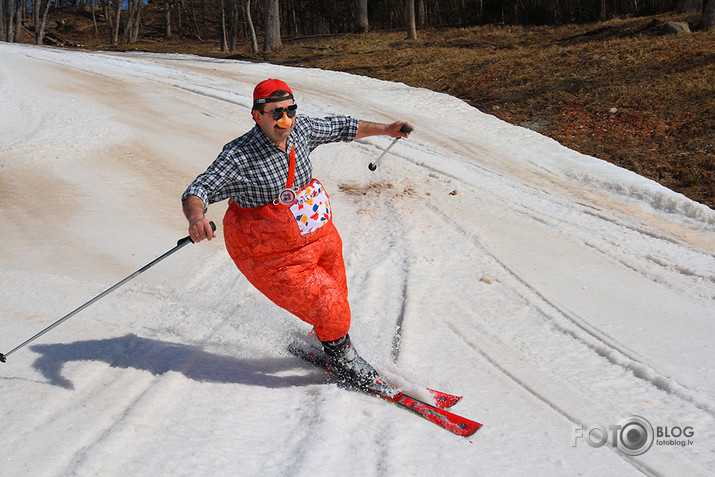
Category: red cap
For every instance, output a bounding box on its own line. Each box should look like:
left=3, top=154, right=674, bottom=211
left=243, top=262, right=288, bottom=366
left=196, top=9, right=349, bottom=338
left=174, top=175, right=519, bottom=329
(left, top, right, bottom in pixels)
left=253, top=79, right=293, bottom=105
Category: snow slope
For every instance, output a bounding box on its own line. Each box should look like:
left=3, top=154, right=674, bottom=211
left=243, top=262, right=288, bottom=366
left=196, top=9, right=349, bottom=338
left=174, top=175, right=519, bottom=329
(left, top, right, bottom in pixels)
left=1, top=43, right=713, bottom=476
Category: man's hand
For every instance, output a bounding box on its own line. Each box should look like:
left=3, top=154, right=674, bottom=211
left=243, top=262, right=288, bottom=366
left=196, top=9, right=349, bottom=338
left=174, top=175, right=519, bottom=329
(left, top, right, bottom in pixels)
left=183, top=195, right=216, bottom=242
left=385, top=121, right=413, bottom=138
left=189, top=217, right=216, bottom=242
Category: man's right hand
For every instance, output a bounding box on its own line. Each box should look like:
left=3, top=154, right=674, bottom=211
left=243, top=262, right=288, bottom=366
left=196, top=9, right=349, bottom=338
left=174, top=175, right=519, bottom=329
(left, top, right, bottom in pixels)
left=189, top=217, right=215, bottom=242
left=183, top=195, right=215, bottom=242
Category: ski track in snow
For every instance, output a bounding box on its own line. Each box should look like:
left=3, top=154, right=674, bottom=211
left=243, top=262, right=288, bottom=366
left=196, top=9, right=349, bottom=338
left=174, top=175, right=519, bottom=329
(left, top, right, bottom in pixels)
left=1, top=44, right=714, bottom=476
left=337, top=155, right=713, bottom=476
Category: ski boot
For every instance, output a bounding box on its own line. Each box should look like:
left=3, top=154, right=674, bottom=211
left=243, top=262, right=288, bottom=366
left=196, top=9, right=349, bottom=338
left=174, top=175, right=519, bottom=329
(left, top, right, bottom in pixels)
left=321, top=334, right=395, bottom=396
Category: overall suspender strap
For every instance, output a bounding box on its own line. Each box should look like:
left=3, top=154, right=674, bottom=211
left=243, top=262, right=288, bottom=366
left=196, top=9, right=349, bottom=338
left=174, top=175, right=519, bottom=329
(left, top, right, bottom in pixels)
left=275, top=145, right=297, bottom=206
left=286, top=145, right=296, bottom=189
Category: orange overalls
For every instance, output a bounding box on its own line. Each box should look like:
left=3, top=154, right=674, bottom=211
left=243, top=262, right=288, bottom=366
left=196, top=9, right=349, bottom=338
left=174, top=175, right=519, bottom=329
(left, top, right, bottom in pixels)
left=222, top=147, right=350, bottom=341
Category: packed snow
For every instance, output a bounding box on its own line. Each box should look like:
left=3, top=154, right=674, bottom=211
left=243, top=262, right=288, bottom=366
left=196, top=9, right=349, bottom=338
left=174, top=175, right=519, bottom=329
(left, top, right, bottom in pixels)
left=1, top=43, right=713, bottom=476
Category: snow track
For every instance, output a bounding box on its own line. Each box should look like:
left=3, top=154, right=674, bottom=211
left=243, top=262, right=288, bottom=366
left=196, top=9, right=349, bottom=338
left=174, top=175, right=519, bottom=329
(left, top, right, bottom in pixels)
left=1, top=44, right=713, bottom=476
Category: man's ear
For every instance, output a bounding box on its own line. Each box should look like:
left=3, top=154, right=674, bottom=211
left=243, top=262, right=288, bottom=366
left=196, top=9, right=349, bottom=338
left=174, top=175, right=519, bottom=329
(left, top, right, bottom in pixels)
left=252, top=109, right=262, bottom=124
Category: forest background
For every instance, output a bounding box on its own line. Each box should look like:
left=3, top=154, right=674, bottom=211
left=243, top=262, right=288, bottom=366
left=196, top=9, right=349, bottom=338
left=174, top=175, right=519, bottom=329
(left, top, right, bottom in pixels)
left=2, top=0, right=713, bottom=208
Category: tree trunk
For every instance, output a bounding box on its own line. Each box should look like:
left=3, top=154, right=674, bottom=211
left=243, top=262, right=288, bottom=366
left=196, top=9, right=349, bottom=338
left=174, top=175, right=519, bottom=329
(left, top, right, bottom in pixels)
left=0, top=0, right=4, bottom=42
left=289, top=0, right=296, bottom=36
left=164, top=0, right=171, bottom=37
left=191, top=0, right=202, bottom=40
left=33, top=0, right=40, bottom=43
left=123, top=0, right=142, bottom=44
left=177, top=0, right=183, bottom=39
left=105, top=4, right=113, bottom=43
left=113, top=0, right=122, bottom=46
left=122, top=0, right=134, bottom=43
left=218, top=0, right=227, bottom=52
left=6, top=0, right=15, bottom=43
left=91, top=0, right=100, bottom=37
left=35, top=0, right=51, bottom=45
left=417, top=0, right=425, bottom=26
left=406, top=0, right=417, bottom=40
left=246, top=0, right=258, bottom=53
left=264, top=0, right=281, bottom=52
left=702, top=0, right=713, bottom=30
left=130, top=0, right=143, bottom=43
left=229, top=0, right=237, bottom=51
left=0, top=0, right=5, bottom=42
left=355, top=0, right=368, bottom=33
left=13, top=0, right=20, bottom=42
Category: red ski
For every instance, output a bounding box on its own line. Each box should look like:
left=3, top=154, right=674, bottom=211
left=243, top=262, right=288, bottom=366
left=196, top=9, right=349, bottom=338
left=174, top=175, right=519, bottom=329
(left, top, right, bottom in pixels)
left=288, top=343, right=483, bottom=437
left=380, top=392, right=482, bottom=437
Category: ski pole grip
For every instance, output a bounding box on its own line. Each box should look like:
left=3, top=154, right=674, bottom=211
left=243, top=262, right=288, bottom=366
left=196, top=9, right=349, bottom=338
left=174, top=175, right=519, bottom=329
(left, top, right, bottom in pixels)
left=400, top=124, right=412, bottom=134
left=178, top=221, right=216, bottom=246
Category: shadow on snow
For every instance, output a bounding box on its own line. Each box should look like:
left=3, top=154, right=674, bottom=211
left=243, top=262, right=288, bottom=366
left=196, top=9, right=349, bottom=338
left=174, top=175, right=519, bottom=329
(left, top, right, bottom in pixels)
left=30, top=333, right=316, bottom=390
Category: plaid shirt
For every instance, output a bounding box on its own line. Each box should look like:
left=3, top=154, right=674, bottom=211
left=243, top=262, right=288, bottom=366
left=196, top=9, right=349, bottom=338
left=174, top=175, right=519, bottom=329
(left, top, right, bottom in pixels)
left=182, top=115, right=359, bottom=209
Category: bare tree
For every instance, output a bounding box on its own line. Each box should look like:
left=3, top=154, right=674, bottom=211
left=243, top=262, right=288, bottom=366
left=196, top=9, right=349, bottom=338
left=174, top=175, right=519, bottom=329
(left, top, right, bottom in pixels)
left=355, top=0, right=368, bottom=32
left=12, top=0, right=19, bottom=42
left=33, top=0, right=52, bottom=45
left=175, top=0, right=183, bottom=39
left=406, top=0, right=417, bottom=40
left=132, top=0, right=144, bottom=43
left=90, top=0, right=100, bottom=37
left=218, top=0, right=227, bottom=51
left=264, top=0, right=281, bottom=51
left=6, top=0, right=13, bottom=42
left=1, top=0, right=5, bottom=41
left=6, top=3, right=11, bottom=41
left=702, top=0, right=713, bottom=29
left=123, top=0, right=133, bottom=43
left=246, top=0, right=258, bottom=53
left=164, top=0, right=171, bottom=37
left=113, top=0, right=144, bottom=44
left=475, top=0, right=484, bottom=22
left=112, top=0, right=122, bottom=45
left=228, top=0, right=238, bottom=51
left=2, top=0, right=13, bottom=43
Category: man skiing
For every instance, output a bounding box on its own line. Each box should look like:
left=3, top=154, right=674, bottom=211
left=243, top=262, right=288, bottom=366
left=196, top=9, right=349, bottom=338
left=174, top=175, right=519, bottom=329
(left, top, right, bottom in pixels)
left=182, top=78, right=412, bottom=389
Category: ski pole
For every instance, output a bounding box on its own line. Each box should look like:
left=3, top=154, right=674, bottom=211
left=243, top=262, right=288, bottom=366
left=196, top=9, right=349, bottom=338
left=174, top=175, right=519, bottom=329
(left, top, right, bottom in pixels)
left=0, top=222, right=216, bottom=363
left=368, top=124, right=413, bottom=171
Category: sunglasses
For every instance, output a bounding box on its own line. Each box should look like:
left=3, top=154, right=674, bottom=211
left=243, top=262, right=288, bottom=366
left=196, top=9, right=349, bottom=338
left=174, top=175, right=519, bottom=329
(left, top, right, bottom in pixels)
left=263, top=104, right=298, bottom=121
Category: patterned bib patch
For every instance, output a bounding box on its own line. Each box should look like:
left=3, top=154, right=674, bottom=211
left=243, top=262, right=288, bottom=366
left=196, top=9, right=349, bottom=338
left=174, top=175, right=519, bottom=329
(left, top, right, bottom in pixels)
left=290, top=179, right=331, bottom=235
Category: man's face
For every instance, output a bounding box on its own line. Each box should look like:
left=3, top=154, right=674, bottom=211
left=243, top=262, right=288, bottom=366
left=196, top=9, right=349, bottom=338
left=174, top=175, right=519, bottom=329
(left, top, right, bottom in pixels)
left=253, top=97, right=295, bottom=148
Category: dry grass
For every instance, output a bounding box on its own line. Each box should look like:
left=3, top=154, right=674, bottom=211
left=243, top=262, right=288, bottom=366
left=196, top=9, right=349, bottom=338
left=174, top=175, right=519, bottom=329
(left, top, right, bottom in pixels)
left=47, top=9, right=715, bottom=208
